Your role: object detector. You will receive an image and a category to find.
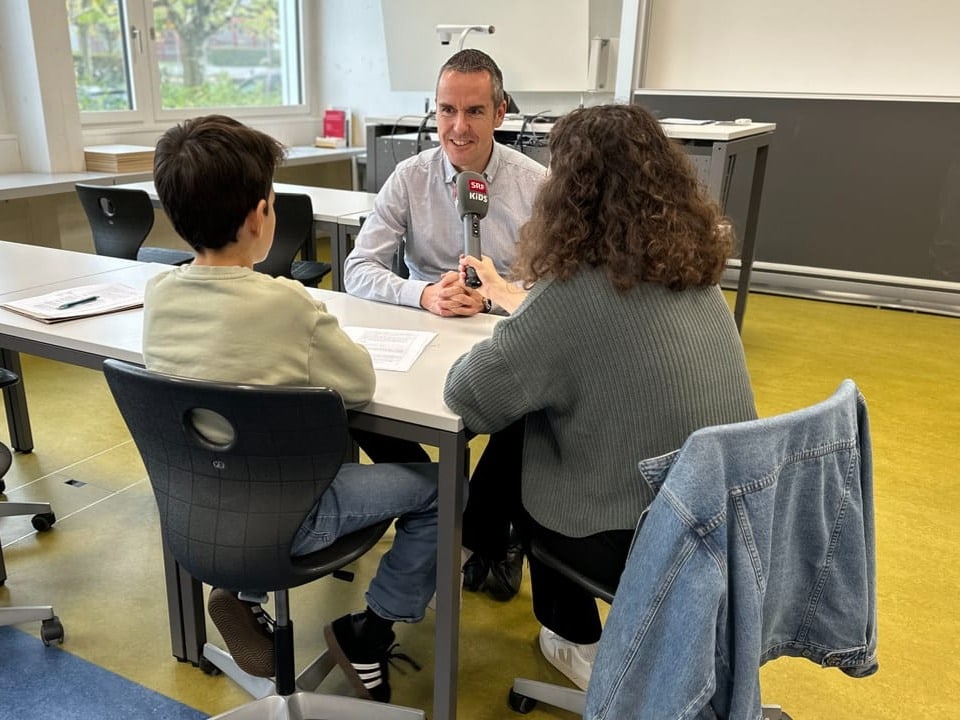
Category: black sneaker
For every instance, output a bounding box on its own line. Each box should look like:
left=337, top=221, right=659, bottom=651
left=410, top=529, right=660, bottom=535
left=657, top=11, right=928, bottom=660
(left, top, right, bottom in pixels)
left=323, top=613, right=421, bottom=703
left=208, top=588, right=275, bottom=678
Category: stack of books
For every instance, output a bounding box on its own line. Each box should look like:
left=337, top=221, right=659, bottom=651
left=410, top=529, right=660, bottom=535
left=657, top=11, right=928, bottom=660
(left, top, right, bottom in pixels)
left=84, top=144, right=155, bottom=173
left=315, top=108, right=350, bottom=148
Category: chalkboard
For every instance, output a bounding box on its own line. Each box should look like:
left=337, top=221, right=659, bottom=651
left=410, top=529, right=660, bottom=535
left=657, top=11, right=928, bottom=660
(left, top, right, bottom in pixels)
left=633, top=93, right=960, bottom=285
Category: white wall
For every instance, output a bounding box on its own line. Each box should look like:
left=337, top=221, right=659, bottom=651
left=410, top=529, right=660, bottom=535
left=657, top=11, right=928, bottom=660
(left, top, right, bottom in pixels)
left=643, top=0, right=960, bottom=97
left=313, top=0, right=620, bottom=140
left=380, top=0, right=591, bottom=92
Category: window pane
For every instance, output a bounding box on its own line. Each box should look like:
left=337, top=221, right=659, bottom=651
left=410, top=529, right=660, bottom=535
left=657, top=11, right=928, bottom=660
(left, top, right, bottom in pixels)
left=152, top=0, right=302, bottom=110
left=68, top=0, right=134, bottom=112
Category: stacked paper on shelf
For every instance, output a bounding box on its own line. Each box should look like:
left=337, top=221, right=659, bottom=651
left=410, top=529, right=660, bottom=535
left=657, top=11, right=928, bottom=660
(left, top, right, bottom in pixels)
left=84, top=144, right=156, bottom=173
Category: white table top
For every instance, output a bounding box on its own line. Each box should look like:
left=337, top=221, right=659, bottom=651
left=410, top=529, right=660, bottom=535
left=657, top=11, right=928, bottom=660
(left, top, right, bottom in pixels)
left=282, top=145, right=365, bottom=167
left=114, top=180, right=377, bottom=224
left=0, top=240, right=141, bottom=293
left=0, top=262, right=167, bottom=365
left=337, top=210, right=368, bottom=228
left=0, top=170, right=153, bottom=201
left=0, top=250, right=495, bottom=433
left=0, top=147, right=360, bottom=203
left=366, top=113, right=776, bottom=142
left=273, top=183, right=377, bottom=222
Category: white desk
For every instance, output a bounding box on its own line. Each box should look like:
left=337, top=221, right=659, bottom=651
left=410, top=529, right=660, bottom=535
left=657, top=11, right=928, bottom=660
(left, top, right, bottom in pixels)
left=0, top=170, right=153, bottom=202
left=0, top=244, right=493, bottom=720
left=281, top=145, right=365, bottom=167
left=0, top=241, right=143, bottom=451
left=114, top=180, right=377, bottom=292
left=365, top=115, right=776, bottom=331
left=366, top=113, right=775, bottom=142
left=0, top=240, right=140, bottom=294
left=0, top=146, right=359, bottom=203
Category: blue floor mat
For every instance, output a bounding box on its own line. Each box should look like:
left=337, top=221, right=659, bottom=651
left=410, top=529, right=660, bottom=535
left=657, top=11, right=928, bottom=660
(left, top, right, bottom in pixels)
left=0, top=625, right=206, bottom=720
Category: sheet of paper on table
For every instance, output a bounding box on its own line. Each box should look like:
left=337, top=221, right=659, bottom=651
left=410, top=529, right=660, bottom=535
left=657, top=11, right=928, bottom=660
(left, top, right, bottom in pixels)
left=343, top=326, right=437, bottom=372
left=0, top=282, right=144, bottom=323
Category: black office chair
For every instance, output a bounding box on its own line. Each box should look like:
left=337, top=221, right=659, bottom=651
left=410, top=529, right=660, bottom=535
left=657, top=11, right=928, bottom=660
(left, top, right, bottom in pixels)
left=255, top=193, right=331, bottom=287
left=75, top=184, right=194, bottom=266
left=0, top=368, right=64, bottom=646
left=103, top=359, right=423, bottom=720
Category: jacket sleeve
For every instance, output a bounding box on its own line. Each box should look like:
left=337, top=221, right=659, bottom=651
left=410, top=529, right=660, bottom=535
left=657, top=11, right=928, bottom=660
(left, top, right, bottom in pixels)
left=584, top=500, right=722, bottom=720
left=342, top=170, right=430, bottom=308
left=307, top=302, right=376, bottom=409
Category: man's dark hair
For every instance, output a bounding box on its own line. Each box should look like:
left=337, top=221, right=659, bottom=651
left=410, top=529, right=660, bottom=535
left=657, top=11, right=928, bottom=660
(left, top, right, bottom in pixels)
left=437, top=49, right=505, bottom=107
left=153, top=114, right=284, bottom=252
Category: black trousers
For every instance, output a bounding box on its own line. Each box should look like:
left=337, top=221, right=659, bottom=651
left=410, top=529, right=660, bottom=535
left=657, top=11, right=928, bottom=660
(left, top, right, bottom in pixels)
left=461, top=418, right=525, bottom=558
left=351, top=429, right=431, bottom=464
left=351, top=419, right=525, bottom=560
left=515, top=509, right=635, bottom=645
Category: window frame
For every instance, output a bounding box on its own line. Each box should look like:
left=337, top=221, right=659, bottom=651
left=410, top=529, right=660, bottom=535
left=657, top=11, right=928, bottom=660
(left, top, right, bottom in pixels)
left=76, top=0, right=314, bottom=130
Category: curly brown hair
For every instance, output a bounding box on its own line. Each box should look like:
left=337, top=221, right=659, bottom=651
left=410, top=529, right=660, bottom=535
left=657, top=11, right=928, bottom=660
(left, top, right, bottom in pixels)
left=515, top=104, right=733, bottom=292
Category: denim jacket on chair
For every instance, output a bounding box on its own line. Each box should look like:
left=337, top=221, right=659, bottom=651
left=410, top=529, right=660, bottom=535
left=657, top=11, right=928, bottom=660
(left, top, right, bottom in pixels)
left=584, top=379, right=878, bottom=720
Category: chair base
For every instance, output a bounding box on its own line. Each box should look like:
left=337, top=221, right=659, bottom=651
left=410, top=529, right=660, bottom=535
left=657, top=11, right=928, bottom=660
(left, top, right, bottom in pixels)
left=203, top=643, right=425, bottom=720
left=509, top=677, right=790, bottom=719
left=510, top=678, right=584, bottom=715
left=0, top=606, right=65, bottom=645
left=207, top=690, right=425, bottom=720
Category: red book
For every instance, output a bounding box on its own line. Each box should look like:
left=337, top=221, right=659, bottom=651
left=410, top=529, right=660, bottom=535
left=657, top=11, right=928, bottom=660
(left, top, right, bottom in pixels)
left=323, top=109, right=347, bottom=141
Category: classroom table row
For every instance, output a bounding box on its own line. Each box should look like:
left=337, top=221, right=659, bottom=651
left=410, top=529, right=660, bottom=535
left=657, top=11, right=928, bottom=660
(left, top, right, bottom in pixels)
left=110, top=177, right=375, bottom=293
left=0, top=240, right=493, bottom=720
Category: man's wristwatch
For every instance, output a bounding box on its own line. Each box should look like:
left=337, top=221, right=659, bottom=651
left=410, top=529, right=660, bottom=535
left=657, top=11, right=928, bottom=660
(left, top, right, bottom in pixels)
left=482, top=298, right=492, bottom=313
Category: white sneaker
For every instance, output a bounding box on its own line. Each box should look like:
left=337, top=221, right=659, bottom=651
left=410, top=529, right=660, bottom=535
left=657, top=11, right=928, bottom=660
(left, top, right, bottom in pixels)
left=538, top=626, right=598, bottom=691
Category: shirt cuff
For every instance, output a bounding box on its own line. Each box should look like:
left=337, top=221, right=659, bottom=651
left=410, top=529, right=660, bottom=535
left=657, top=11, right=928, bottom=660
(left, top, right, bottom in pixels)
left=400, top=279, right=432, bottom=309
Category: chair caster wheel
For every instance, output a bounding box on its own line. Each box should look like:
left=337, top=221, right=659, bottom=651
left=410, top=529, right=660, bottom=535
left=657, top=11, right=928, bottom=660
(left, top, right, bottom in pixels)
left=199, top=656, right=222, bottom=676
left=508, top=688, right=537, bottom=714
left=32, top=511, right=56, bottom=532
left=41, top=616, right=64, bottom=645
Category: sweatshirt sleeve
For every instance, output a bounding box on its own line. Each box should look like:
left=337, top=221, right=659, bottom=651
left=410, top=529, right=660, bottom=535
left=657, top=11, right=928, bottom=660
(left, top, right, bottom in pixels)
left=444, top=332, right=535, bottom=434
left=307, top=301, right=376, bottom=408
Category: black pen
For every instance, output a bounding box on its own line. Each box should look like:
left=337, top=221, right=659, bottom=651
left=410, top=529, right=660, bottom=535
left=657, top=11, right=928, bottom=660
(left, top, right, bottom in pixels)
left=57, top=295, right=99, bottom=310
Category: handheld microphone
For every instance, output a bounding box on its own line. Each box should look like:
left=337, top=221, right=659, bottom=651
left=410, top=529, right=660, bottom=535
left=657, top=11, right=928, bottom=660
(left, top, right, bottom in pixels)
left=454, top=171, right=489, bottom=288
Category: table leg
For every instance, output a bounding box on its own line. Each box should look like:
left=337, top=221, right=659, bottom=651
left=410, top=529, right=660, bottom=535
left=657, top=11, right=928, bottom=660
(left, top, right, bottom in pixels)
left=162, top=539, right=206, bottom=665
left=433, top=429, right=466, bottom=720
left=1, top=348, right=34, bottom=452
left=733, top=143, right=770, bottom=332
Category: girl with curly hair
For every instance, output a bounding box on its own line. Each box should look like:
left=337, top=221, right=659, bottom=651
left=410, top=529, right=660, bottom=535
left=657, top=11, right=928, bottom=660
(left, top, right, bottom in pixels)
left=444, top=103, right=757, bottom=690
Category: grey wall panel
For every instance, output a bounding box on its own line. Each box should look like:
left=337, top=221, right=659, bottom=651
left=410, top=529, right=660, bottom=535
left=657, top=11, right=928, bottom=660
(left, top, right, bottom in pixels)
left=633, top=93, right=960, bottom=284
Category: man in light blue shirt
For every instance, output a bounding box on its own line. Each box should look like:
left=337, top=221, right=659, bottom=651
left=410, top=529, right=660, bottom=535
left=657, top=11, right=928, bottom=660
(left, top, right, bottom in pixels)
left=343, top=50, right=546, bottom=315
left=343, top=49, right=546, bottom=604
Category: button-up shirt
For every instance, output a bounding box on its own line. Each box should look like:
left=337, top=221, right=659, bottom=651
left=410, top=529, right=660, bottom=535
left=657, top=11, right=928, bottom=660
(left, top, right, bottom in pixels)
left=343, top=143, right=546, bottom=308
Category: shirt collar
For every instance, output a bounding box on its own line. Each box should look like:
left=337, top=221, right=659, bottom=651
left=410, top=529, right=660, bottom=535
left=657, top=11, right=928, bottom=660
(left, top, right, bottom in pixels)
left=442, top=142, right=502, bottom=185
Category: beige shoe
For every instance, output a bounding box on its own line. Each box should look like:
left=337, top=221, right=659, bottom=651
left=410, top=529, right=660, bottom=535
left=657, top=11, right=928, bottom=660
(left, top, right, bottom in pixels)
left=208, top=588, right=275, bottom=677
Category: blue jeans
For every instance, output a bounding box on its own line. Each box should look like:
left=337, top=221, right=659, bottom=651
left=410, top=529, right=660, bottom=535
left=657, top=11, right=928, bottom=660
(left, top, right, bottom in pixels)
left=291, top=462, right=441, bottom=623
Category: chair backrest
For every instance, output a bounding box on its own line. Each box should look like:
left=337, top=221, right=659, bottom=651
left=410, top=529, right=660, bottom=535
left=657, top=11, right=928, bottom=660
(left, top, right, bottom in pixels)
left=585, top=379, right=877, bottom=718
left=76, top=184, right=155, bottom=260
left=102, top=359, right=350, bottom=593
left=254, top=192, right=314, bottom=279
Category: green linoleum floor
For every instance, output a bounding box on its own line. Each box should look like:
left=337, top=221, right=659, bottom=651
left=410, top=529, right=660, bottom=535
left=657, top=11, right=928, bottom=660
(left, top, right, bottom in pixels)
left=2, top=290, right=959, bottom=718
